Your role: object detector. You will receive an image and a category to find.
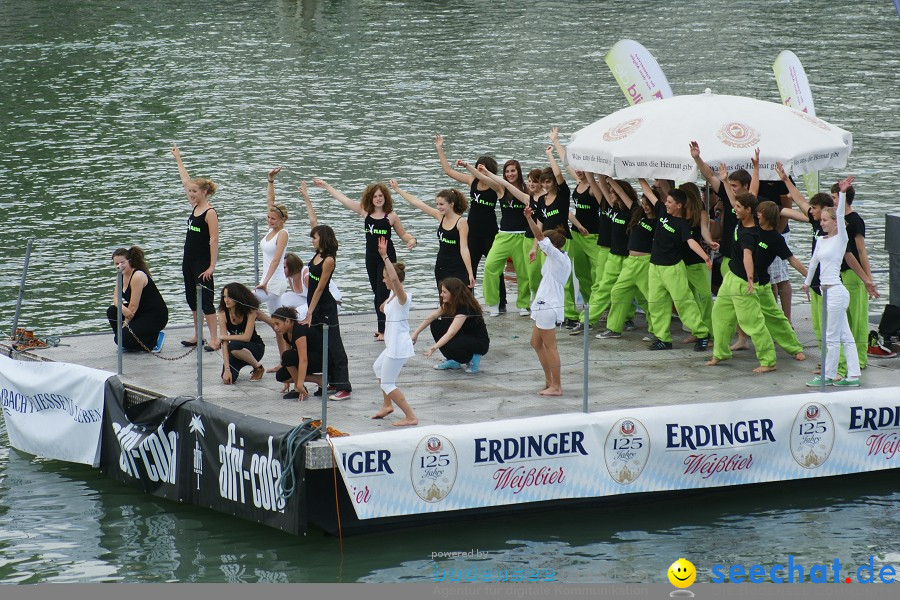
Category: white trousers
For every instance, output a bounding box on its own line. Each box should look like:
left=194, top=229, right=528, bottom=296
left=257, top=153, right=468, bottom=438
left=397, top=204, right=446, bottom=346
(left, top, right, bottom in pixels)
left=822, top=284, right=860, bottom=380
left=373, top=351, right=409, bottom=395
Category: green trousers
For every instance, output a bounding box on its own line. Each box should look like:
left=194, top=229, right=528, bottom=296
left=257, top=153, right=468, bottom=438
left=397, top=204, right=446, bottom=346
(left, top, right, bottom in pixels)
left=685, top=262, right=713, bottom=335
left=648, top=262, right=709, bottom=343
left=720, top=256, right=731, bottom=280
left=607, top=255, right=652, bottom=334
left=589, top=254, right=630, bottom=325
left=483, top=232, right=531, bottom=310
left=565, top=233, right=599, bottom=320
left=711, top=271, right=776, bottom=366
left=838, top=269, right=869, bottom=375
left=757, top=282, right=804, bottom=355
left=810, top=290, right=823, bottom=344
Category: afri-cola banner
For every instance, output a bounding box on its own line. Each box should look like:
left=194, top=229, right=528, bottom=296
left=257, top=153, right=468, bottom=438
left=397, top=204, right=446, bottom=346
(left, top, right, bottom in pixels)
left=100, top=393, right=306, bottom=534
left=330, top=387, right=900, bottom=520
left=0, top=354, right=110, bottom=466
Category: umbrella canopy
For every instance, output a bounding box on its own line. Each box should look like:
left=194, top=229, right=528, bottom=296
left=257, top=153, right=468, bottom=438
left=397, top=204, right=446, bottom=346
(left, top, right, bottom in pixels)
left=566, top=89, right=852, bottom=181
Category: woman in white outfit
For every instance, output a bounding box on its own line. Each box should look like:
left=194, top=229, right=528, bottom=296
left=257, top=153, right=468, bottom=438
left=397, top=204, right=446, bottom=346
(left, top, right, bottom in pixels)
left=254, top=167, right=289, bottom=312
left=371, top=237, right=418, bottom=426
left=803, top=176, right=874, bottom=387
left=525, top=205, right=571, bottom=397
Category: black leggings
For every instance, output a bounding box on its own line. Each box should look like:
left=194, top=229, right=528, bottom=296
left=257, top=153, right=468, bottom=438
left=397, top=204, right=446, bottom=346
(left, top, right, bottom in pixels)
left=182, top=259, right=215, bottom=315
left=310, top=305, right=352, bottom=391
left=221, top=340, right=265, bottom=382
left=106, top=305, right=168, bottom=352
left=275, top=347, right=324, bottom=383
left=429, top=319, right=490, bottom=364
left=366, top=244, right=396, bottom=334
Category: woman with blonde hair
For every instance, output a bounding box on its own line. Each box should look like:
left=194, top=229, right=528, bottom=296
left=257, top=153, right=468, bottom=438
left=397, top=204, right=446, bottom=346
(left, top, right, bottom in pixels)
left=253, top=167, right=290, bottom=313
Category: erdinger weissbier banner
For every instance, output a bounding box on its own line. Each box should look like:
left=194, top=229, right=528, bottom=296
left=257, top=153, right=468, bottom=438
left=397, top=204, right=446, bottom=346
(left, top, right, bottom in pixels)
left=0, top=354, right=110, bottom=466
left=605, top=39, right=673, bottom=106
left=773, top=50, right=819, bottom=195
left=330, top=388, right=900, bottom=520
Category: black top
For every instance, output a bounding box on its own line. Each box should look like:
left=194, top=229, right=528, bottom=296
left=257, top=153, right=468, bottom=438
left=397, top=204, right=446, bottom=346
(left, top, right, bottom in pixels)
left=597, top=200, right=613, bottom=248
left=525, top=196, right=538, bottom=239
left=224, top=309, right=263, bottom=345
left=364, top=214, right=395, bottom=258
left=283, top=320, right=321, bottom=351
left=650, top=201, right=692, bottom=266
left=841, top=212, right=865, bottom=272
left=757, top=179, right=791, bottom=234
left=440, top=305, right=490, bottom=343
left=183, top=207, right=215, bottom=262
left=467, top=181, right=499, bottom=235
left=123, top=272, right=169, bottom=320
left=807, top=207, right=824, bottom=294
left=536, top=180, right=572, bottom=239
left=307, top=253, right=337, bottom=311
left=498, top=190, right=528, bottom=233
left=717, top=182, right=738, bottom=261
left=572, top=184, right=600, bottom=234
left=628, top=216, right=656, bottom=254
left=435, top=216, right=465, bottom=271
left=756, top=228, right=793, bottom=286
left=728, top=223, right=760, bottom=282
left=609, top=206, right=631, bottom=257
left=682, top=209, right=706, bottom=266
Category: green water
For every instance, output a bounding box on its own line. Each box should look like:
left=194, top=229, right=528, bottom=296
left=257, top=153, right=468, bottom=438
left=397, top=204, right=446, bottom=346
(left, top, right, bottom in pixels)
left=1, top=0, right=899, bottom=584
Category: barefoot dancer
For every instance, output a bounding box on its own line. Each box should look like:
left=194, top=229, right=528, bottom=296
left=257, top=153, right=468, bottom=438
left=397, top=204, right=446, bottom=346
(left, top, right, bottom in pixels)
left=314, top=179, right=415, bottom=341
left=371, top=238, right=418, bottom=426
left=524, top=206, right=571, bottom=397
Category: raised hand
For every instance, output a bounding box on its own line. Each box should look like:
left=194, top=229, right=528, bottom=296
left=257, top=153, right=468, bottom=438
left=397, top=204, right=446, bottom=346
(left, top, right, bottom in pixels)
left=549, top=126, right=559, bottom=142
left=689, top=141, right=701, bottom=160
left=434, top=134, right=444, bottom=149
left=389, top=178, right=400, bottom=191
left=377, top=236, right=389, bottom=258
left=298, top=181, right=309, bottom=196
left=774, top=162, right=788, bottom=182
left=268, top=166, right=283, bottom=180
left=171, top=143, right=181, bottom=158
left=837, top=176, right=855, bottom=193
left=312, top=178, right=327, bottom=189
left=751, top=148, right=760, bottom=168
left=545, top=145, right=554, bottom=156
left=718, top=163, right=729, bottom=182
left=456, top=159, right=468, bottom=168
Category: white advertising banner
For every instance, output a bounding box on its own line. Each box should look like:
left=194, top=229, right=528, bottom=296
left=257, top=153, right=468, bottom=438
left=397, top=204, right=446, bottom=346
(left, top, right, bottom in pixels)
left=330, top=388, right=900, bottom=520
left=773, top=50, right=819, bottom=195
left=605, top=39, right=673, bottom=105
left=0, top=354, right=110, bottom=466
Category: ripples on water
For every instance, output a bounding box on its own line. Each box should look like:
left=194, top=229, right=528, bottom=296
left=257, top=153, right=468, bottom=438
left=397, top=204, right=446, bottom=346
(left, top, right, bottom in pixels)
left=1, top=0, right=897, bottom=336
left=1, top=0, right=899, bottom=585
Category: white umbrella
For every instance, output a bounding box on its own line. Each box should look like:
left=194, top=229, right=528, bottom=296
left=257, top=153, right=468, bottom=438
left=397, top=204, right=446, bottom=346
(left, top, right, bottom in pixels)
left=566, top=89, right=852, bottom=180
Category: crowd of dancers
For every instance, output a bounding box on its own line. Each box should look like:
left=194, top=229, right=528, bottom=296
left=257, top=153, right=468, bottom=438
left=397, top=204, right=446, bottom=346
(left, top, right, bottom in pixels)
left=106, top=133, right=883, bottom=427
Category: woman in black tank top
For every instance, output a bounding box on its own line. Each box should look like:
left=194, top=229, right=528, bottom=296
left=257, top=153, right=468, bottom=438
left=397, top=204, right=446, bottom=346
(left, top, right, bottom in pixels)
left=106, top=246, right=169, bottom=352
left=171, top=144, right=220, bottom=350
left=391, top=179, right=475, bottom=289
left=313, top=179, right=416, bottom=340
left=216, top=283, right=265, bottom=384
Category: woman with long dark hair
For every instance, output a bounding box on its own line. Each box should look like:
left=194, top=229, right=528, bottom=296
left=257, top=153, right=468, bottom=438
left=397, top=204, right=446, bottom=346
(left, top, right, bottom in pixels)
left=107, top=246, right=169, bottom=352
left=217, top=282, right=265, bottom=384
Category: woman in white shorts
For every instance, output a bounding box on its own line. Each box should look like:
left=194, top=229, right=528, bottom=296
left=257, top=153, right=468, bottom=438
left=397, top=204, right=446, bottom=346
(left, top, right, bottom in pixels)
left=525, top=205, right=571, bottom=396
left=371, top=238, right=418, bottom=426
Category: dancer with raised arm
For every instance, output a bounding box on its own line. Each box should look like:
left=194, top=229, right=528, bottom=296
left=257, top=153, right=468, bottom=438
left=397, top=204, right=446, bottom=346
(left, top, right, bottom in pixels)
left=254, top=167, right=290, bottom=313
left=391, top=179, right=475, bottom=288
left=803, top=177, right=876, bottom=387
left=314, top=178, right=415, bottom=340
left=371, top=238, right=418, bottom=426
left=524, top=205, right=571, bottom=396
left=435, top=134, right=504, bottom=306
left=171, top=144, right=219, bottom=350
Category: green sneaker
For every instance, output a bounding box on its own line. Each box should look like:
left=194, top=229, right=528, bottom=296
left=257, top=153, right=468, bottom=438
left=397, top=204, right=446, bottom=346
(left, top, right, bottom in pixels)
left=833, top=378, right=860, bottom=387
left=805, top=376, right=834, bottom=387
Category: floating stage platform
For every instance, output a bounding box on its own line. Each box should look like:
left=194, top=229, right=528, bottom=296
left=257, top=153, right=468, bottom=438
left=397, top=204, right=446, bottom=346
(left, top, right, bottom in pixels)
left=2, top=304, right=899, bottom=536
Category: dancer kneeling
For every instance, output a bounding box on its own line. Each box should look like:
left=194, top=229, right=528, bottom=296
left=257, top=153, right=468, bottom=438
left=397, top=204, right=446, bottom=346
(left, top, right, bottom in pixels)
left=270, top=306, right=323, bottom=400
left=525, top=206, right=571, bottom=396
left=218, top=283, right=265, bottom=384
left=412, top=278, right=489, bottom=373
left=371, top=238, right=418, bottom=426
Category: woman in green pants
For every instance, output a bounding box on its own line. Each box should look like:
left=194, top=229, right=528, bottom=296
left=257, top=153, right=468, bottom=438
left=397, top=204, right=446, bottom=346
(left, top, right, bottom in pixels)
left=639, top=180, right=712, bottom=351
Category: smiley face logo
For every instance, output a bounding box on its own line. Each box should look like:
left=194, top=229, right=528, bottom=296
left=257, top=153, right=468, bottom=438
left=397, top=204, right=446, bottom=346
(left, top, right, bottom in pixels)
left=668, top=558, right=696, bottom=588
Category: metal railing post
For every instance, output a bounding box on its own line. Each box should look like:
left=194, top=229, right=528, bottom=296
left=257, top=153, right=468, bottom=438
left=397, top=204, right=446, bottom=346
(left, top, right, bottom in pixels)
left=116, top=267, right=123, bottom=376
left=197, top=283, right=203, bottom=401
left=582, top=303, right=589, bottom=413
left=11, top=239, right=33, bottom=342
left=253, top=219, right=260, bottom=286
left=820, top=287, right=828, bottom=392
left=321, top=322, right=329, bottom=432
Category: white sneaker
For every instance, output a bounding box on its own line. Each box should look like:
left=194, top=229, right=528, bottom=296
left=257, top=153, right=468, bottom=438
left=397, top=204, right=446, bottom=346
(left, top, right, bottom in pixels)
left=519, top=308, right=530, bottom=316
left=486, top=304, right=500, bottom=317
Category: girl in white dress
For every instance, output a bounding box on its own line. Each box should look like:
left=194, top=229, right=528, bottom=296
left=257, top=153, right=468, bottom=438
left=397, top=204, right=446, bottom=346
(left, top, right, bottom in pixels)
left=371, top=237, right=418, bottom=426
left=254, top=167, right=289, bottom=312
